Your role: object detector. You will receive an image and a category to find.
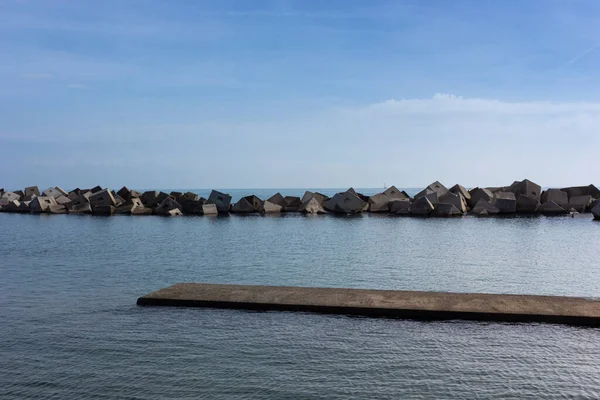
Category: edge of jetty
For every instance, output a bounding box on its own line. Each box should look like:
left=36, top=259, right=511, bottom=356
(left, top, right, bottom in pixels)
left=137, top=283, right=600, bottom=326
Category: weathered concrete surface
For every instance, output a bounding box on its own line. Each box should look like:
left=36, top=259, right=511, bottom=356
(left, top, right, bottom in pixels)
left=389, top=198, right=410, bottom=215
left=137, top=283, right=600, bottom=326
left=208, top=190, right=232, bottom=214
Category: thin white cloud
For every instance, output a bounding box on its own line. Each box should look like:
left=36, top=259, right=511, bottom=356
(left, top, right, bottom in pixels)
left=67, top=83, right=89, bottom=89
left=567, top=44, right=598, bottom=65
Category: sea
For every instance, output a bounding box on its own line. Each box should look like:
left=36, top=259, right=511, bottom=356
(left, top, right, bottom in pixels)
left=2, top=188, right=600, bottom=399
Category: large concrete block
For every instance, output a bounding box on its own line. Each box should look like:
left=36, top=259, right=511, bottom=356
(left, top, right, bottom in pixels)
left=413, top=189, right=439, bottom=205
left=450, top=184, right=471, bottom=201
left=267, top=193, right=287, bottom=208
left=425, top=181, right=449, bottom=197
left=181, top=199, right=205, bottom=215
left=438, top=192, right=467, bottom=213
left=389, top=198, right=410, bottom=215
left=142, top=191, right=159, bottom=207
left=18, top=201, right=31, bottom=213
left=29, top=196, right=57, bottom=213
left=117, top=186, right=133, bottom=203
left=538, top=201, right=567, bottom=215
left=208, top=190, right=232, bottom=214
left=516, top=195, right=540, bottom=214
left=55, top=195, right=72, bottom=206
left=130, top=206, right=154, bottom=215
left=155, top=197, right=182, bottom=215
left=592, top=202, right=600, bottom=220
left=409, top=196, right=434, bottom=215
left=200, top=204, right=218, bottom=215
left=383, top=185, right=410, bottom=200
left=541, top=189, right=568, bottom=207
left=0, top=191, right=20, bottom=206
left=89, top=189, right=117, bottom=210
left=493, top=192, right=517, bottom=214
left=368, top=193, right=391, bottom=213
left=259, top=200, right=282, bottom=214
left=561, top=185, right=600, bottom=200
left=231, top=197, right=256, bottom=213
left=469, top=199, right=500, bottom=215
left=300, top=197, right=326, bottom=214
left=42, top=187, right=65, bottom=198
left=90, top=185, right=103, bottom=194
left=324, top=190, right=368, bottom=214
left=467, top=188, right=493, bottom=208
left=568, top=195, right=593, bottom=212
left=184, top=192, right=199, bottom=201
left=24, top=186, right=40, bottom=201
left=1, top=200, right=21, bottom=212
left=301, top=191, right=328, bottom=206
left=283, top=196, right=302, bottom=212
left=431, top=203, right=462, bottom=217
left=510, top=179, right=541, bottom=202
left=167, top=208, right=183, bottom=216
left=70, top=203, right=92, bottom=214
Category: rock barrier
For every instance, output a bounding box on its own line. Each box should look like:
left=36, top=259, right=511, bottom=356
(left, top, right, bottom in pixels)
left=1, top=180, right=600, bottom=220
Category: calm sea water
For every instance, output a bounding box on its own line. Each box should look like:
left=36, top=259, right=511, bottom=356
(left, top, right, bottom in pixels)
left=2, top=188, right=600, bottom=399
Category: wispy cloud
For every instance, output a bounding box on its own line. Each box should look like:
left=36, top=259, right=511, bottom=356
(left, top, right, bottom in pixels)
left=67, top=84, right=89, bottom=90
left=567, top=44, right=598, bottom=65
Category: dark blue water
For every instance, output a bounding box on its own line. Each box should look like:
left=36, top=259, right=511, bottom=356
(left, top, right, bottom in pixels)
left=2, top=189, right=600, bottom=399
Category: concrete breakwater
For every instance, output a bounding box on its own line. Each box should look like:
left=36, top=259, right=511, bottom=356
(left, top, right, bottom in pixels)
left=1, top=179, right=600, bottom=219
left=137, top=283, right=600, bottom=326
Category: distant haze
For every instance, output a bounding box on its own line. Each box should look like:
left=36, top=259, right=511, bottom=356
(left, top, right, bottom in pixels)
left=1, top=0, right=599, bottom=190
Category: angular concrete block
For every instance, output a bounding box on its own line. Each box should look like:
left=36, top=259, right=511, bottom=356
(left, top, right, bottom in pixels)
left=469, top=199, right=500, bottom=215
left=92, top=205, right=116, bottom=215
left=438, top=192, right=467, bottom=213
left=324, top=190, right=368, bottom=214
left=70, top=203, right=92, bottom=213
left=300, top=197, right=326, bottom=214
left=449, top=184, right=471, bottom=201
left=90, top=185, right=103, bottom=194
left=184, top=192, right=199, bottom=201
left=0, top=191, right=20, bottom=206
left=231, top=197, right=255, bottom=213
left=267, top=193, right=287, bottom=208
left=208, top=190, right=232, bottom=214
left=200, top=204, right=218, bottom=216
left=389, top=198, right=410, bottom=215
left=368, top=193, right=391, bottom=213
left=89, top=189, right=117, bottom=209
left=29, top=196, right=57, bottom=213
left=167, top=208, right=183, bottom=216
left=283, top=196, right=302, bottom=212
left=24, top=186, right=40, bottom=201
left=516, top=195, right=540, bottom=214
left=260, top=200, right=282, bottom=214
left=142, top=191, right=159, bottom=207
left=413, top=188, right=438, bottom=206
left=431, top=203, right=463, bottom=217
left=301, top=191, right=328, bottom=206
left=155, top=197, right=182, bottom=215
left=42, top=187, right=62, bottom=198
left=510, top=179, right=541, bottom=202
left=493, top=192, right=517, bottom=213
left=538, top=201, right=567, bottom=215
left=592, top=202, right=600, bottom=220
left=568, top=195, right=593, bottom=213
left=541, top=189, right=568, bottom=207
left=468, top=188, right=493, bottom=208
left=383, top=185, right=410, bottom=200
left=409, top=196, right=434, bottom=215
left=49, top=204, right=68, bottom=214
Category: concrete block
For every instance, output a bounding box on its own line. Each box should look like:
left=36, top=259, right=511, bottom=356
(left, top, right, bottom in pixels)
left=469, top=199, right=500, bottom=215
left=49, top=204, right=68, bottom=214
left=208, top=190, right=232, bottom=214
left=409, top=196, right=434, bottom=215
left=155, top=197, right=182, bottom=215
left=449, top=184, right=471, bottom=201
left=324, top=190, right=368, bottom=214
left=55, top=195, right=72, bottom=206
left=493, top=192, right=517, bottom=213
left=231, top=197, right=255, bottom=213
left=23, top=186, right=40, bottom=201
left=510, top=179, right=541, bottom=202
left=283, top=196, right=302, bottom=212
left=568, top=195, right=593, bottom=213
left=301, top=191, right=328, bottom=206
left=300, top=197, right=326, bottom=214
left=267, top=193, right=286, bottom=208
left=142, top=191, right=159, bottom=207
left=592, top=202, right=600, bottom=220
left=438, top=192, right=467, bottom=213
left=89, top=189, right=117, bottom=209
left=468, top=188, right=493, bottom=208
left=70, top=203, right=92, bottom=214
left=184, top=192, right=198, bottom=201
left=90, top=185, right=103, bottom=194
left=167, top=208, right=183, bottom=216
left=42, top=187, right=63, bottom=198
left=29, top=196, right=57, bottom=213
left=92, top=205, right=116, bottom=215
left=413, top=188, right=438, bottom=205
left=538, top=201, right=568, bottom=215
left=383, top=185, right=410, bottom=200
left=200, top=204, right=218, bottom=215
left=389, top=198, right=410, bottom=215
left=431, top=203, right=463, bottom=217
left=368, top=193, right=391, bottom=213
left=0, top=191, right=20, bottom=206
left=541, top=189, right=568, bottom=207
left=516, top=195, right=540, bottom=214
left=260, top=200, right=282, bottom=214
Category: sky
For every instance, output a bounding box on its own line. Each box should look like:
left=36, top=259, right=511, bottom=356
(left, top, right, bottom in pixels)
left=1, top=0, right=600, bottom=190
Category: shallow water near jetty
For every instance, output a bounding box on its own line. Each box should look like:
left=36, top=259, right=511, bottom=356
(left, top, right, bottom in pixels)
left=2, top=190, right=600, bottom=399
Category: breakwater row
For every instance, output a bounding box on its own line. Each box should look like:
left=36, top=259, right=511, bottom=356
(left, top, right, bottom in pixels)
left=1, top=179, right=600, bottom=219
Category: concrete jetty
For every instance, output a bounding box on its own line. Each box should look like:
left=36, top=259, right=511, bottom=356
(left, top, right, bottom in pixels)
left=137, top=283, right=600, bottom=326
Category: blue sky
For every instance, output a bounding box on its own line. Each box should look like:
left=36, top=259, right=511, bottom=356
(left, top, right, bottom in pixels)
left=1, top=0, right=599, bottom=190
